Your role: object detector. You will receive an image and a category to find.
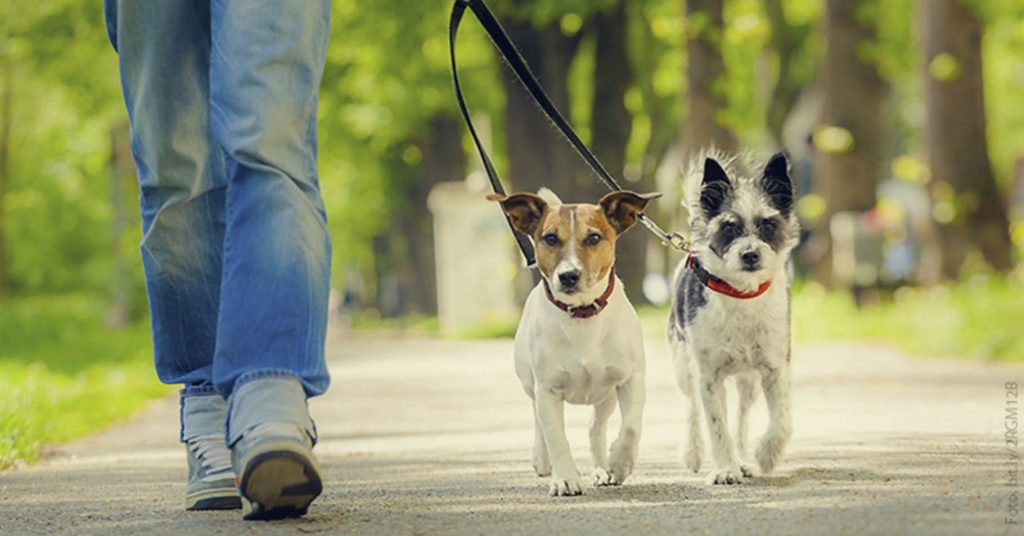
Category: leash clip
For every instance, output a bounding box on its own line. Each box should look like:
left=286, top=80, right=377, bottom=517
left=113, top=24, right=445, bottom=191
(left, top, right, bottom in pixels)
left=637, top=212, right=689, bottom=252
left=664, top=232, right=689, bottom=252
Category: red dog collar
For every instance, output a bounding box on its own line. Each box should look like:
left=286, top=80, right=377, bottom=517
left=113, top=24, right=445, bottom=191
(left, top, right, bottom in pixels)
left=687, top=255, right=772, bottom=299
left=542, top=268, right=616, bottom=319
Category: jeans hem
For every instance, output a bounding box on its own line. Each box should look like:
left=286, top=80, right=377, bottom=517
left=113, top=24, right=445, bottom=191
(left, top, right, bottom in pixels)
left=180, top=385, right=219, bottom=398
left=232, top=369, right=302, bottom=393
left=226, top=374, right=315, bottom=446
left=179, top=388, right=228, bottom=443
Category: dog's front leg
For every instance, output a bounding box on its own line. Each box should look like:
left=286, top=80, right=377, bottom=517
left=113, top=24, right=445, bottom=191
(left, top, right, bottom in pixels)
left=534, top=388, right=582, bottom=496
left=607, top=375, right=644, bottom=485
left=756, top=364, right=792, bottom=473
left=531, top=399, right=552, bottom=477
left=589, top=393, right=616, bottom=486
left=699, top=369, right=743, bottom=484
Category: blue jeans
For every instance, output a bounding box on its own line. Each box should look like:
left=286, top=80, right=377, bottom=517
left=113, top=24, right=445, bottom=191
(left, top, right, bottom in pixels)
left=103, top=1, right=332, bottom=412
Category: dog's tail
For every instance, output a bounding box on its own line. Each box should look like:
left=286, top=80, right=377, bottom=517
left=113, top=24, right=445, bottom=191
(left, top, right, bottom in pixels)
left=536, top=187, right=562, bottom=206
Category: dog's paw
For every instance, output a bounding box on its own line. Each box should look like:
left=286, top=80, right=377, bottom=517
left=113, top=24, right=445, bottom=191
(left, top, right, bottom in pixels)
left=592, top=468, right=618, bottom=487
left=739, top=464, right=754, bottom=479
left=755, top=436, right=785, bottom=474
left=683, top=446, right=702, bottom=474
left=549, top=474, right=584, bottom=497
left=607, top=439, right=637, bottom=485
left=532, top=458, right=552, bottom=477
left=607, top=456, right=634, bottom=485
left=707, top=469, right=744, bottom=485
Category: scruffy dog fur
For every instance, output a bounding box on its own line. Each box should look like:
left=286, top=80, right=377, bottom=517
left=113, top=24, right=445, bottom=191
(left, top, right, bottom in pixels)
left=668, top=151, right=799, bottom=485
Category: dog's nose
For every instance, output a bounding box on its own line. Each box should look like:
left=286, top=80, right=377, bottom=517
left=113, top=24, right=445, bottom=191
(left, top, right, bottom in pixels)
left=558, top=270, right=580, bottom=289
left=741, top=251, right=760, bottom=267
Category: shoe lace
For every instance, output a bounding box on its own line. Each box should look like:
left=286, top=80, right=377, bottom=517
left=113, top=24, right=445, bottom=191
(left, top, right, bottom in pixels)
left=187, top=434, right=232, bottom=474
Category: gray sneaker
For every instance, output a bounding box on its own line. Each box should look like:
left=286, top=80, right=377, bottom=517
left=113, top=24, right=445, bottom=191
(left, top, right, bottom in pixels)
left=232, top=422, right=323, bottom=520
left=185, top=433, right=241, bottom=510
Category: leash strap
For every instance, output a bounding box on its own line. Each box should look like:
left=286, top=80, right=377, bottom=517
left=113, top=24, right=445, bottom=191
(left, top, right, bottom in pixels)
left=449, top=0, right=536, bottom=267
left=449, top=0, right=688, bottom=268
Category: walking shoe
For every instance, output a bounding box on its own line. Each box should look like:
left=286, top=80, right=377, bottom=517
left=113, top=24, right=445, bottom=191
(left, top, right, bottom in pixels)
left=185, top=433, right=241, bottom=510
left=232, top=421, right=323, bottom=520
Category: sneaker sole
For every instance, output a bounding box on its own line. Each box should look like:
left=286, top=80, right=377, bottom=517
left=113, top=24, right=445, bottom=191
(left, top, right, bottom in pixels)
left=186, top=488, right=242, bottom=511
left=238, top=449, right=322, bottom=520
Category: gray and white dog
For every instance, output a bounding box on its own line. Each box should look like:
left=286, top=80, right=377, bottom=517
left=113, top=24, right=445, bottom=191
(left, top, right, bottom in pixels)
left=668, top=150, right=800, bottom=485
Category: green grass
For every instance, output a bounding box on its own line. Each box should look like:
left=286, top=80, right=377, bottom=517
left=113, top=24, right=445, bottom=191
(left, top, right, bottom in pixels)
left=0, top=294, right=168, bottom=470
left=791, top=277, right=1024, bottom=361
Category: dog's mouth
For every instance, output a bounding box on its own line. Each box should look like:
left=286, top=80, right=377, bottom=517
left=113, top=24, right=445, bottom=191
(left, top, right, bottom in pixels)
left=741, top=265, right=761, bottom=273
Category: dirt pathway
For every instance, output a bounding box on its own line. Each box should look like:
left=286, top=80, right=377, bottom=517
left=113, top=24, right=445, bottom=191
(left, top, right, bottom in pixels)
left=2, top=335, right=1021, bottom=535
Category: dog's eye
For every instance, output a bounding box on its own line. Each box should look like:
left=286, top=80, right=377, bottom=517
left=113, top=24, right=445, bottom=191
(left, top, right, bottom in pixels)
left=721, top=221, right=741, bottom=238
left=583, top=233, right=602, bottom=246
left=758, top=218, right=777, bottom=234
left=542, top=233, right=561, bottom=247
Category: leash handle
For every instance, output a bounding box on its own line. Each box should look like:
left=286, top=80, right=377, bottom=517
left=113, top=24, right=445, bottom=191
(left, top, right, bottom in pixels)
left=450, top=0, right=689, bottom=261
left=450, top=0, right=537, bottom=267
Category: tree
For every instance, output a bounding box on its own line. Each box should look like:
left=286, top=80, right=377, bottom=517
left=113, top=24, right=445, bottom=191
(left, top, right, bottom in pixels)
left=499, top=4, right=587, bottom=197
left=808, top=0, right=889, bottom=284
left=920, top=0, right=1014, bottom=277
left=397, top=114, right=466, bottom=315
left=590, top=0, right=649, bottom=303
left=763, top=0, right=816, bottom=145
left=682, top=0, right=737, bottom=157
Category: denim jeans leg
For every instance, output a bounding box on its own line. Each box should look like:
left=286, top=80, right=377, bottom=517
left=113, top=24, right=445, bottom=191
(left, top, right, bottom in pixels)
left=209, top=0, right=333, bottom=399
left=104, top=0, right=226, bottom=390
left=180, top=387, right=228, bottom=444
left=227, top=376, right=316, bottom=447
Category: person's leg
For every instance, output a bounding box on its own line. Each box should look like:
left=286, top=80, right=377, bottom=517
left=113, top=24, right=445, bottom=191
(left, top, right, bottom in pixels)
left=208, top=0, right=332, bottom=519
left=104, top=0, right=237, bottom=511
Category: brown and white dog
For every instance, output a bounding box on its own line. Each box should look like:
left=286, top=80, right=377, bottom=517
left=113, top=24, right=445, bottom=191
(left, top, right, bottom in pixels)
left=489, top=188, right=660, bottom=496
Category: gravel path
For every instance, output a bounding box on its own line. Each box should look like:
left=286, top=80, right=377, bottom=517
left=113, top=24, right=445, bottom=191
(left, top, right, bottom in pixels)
left=2, top=333, right=1022, bottom=535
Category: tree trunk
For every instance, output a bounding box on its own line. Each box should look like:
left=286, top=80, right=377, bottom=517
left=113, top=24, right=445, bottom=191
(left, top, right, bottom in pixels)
left=808, top=0, right=888, bottom=285
left=635, top=3, right=684, bottom=281
left=682, top=0, right=737, bottom=158
left=0, top=59, right=11, bottom=298
left=921, top=0, right=1014, bottom=277
left=590, top=1, right=648, bottom=303
left=499, top=7, right=586, bottom=300
left=764, top=0, right=811, bottom=145
left=500, top=12, right=585, bottom=197
left=398, top=114, right=465, bottom=315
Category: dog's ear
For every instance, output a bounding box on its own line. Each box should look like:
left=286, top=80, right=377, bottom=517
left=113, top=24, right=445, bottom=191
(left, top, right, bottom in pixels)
left=760, top=152, right=793, bottom=215
left=599, top=191, right=662, bottom=235
left=700, top=158, right=732, bottom=218
left=487, top=193, right=548, bottom=235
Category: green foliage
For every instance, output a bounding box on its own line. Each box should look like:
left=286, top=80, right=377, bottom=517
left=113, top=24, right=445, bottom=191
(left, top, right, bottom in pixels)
left=983, top=13, right=1024, bottom=187
left=0, top=294, right=167, bottom=469
left=320, top=0, right=501, bottom=287
left=720, top=0, right=772, bottom=142
left=792, top=278, right=1024, bottom=361
left=3, top=0, right=136, bottom=297
left=5, top=0, right=1019, bottom=301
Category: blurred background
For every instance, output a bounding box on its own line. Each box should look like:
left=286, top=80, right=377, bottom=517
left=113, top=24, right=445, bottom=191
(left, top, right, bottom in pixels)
left=1, top=0, right=1022, bottom=469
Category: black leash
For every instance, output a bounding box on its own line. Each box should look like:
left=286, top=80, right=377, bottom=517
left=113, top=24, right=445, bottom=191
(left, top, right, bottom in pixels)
left=449, top=0, right=688, bottom=268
